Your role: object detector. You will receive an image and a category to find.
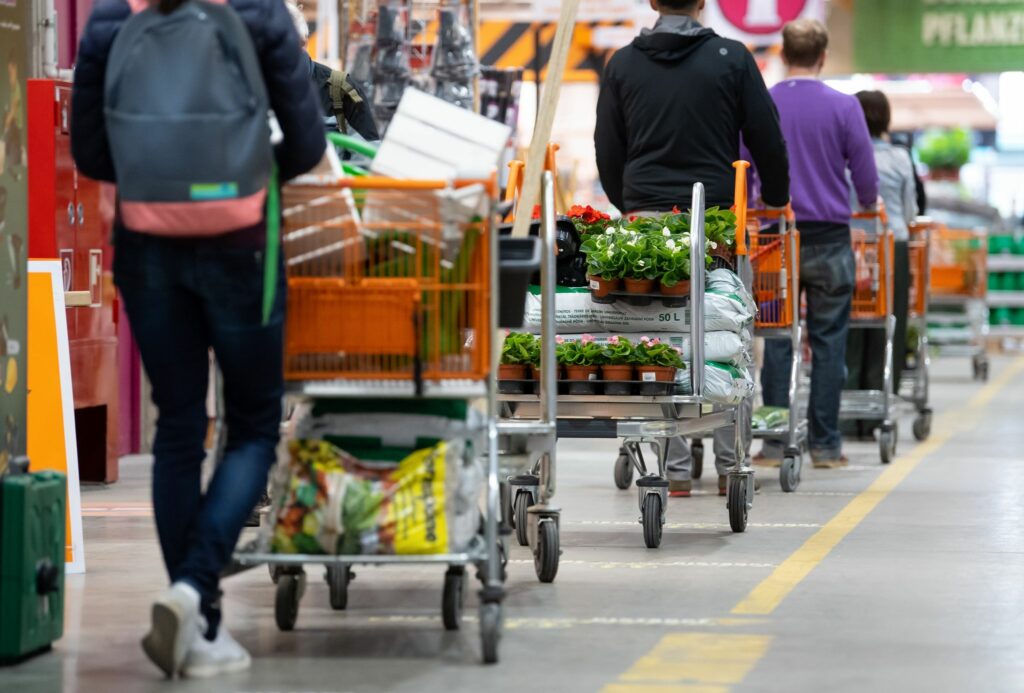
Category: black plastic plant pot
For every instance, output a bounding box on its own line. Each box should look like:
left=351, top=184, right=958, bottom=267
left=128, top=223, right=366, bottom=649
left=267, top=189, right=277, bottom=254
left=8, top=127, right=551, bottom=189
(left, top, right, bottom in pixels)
left=499, top=236, right=543, bottom=328
left=498, top=380, right=527, bottom=395
left=604, top=381, right=635, bottom=396
left=638, top=381, right=674, bottom=396
left=567, top=381, right=599, bottom=395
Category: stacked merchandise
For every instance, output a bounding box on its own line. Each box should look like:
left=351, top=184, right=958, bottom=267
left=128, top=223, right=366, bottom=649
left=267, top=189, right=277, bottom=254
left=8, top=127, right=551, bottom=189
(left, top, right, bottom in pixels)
left=262, top=408, right=483, bottom=557
left=505, top=208, right=756, bottom=406
left=988, top=233, right=1024, bottom=327
left=431, top=6, right=477, bottom=109
left=479, top=67, right=523, bottom=187
left=371, top=4, right=412, bottom=131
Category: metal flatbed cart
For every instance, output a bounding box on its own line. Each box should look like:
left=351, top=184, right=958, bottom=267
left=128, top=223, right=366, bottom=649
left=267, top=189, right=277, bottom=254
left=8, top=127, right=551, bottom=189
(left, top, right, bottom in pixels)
left=500, top=180, right=756, bottom=550
left=746, top=207, right=807, bottom=491
left=232, top=175, right=508, bottom=664
left=905, top=219, right=934, bottom=440
left=839, top=209, right=899, bottom=464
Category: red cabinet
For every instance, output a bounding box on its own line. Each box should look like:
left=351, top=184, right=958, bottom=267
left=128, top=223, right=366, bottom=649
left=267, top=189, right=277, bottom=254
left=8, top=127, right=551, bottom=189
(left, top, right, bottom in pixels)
left=28, top=79, right=120, bottom=483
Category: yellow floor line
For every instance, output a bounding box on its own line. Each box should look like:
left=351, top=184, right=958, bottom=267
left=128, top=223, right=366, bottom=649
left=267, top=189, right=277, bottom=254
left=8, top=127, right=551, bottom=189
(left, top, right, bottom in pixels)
left=602, top=633, right=773, bottom=692
left=731, top=356, right=1024, bottom=616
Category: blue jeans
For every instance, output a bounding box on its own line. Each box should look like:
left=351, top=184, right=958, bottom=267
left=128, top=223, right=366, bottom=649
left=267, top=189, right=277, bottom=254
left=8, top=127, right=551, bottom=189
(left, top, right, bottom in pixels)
left=762, top=239, right=854, bottom=461
left=114, top=227, right=285, bottom=632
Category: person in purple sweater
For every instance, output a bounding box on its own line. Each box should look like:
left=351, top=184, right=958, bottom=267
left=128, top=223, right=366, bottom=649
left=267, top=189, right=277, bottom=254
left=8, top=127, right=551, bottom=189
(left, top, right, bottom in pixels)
left=759, top=19, right=879, bottom=468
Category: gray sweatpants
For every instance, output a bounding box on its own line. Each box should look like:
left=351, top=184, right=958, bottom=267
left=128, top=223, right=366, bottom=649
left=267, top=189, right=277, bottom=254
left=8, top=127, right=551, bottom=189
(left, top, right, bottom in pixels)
left=666, top=397, right=753, bottom=480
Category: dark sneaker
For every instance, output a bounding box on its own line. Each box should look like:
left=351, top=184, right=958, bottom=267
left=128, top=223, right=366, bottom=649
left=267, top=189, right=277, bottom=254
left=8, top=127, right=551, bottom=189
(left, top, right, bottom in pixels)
left=668, top=479, right=692, bottom=498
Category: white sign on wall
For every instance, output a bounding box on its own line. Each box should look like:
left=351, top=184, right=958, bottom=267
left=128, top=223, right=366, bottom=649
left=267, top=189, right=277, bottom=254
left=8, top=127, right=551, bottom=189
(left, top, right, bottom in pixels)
left=534, top=0, right=638, bottom=22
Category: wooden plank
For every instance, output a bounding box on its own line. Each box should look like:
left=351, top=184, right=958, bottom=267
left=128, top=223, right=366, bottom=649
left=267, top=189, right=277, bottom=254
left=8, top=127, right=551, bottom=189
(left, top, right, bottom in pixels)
left=509, top=0, right=581, bottom=237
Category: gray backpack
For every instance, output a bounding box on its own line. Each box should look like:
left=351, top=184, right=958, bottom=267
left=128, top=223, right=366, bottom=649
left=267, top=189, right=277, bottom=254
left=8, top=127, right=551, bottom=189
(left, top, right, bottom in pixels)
left=104, top=0, right=272, bottom=236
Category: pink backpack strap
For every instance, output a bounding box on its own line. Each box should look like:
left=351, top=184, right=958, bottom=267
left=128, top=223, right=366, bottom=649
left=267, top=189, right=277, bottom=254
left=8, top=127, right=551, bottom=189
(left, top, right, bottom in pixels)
left=126, top=0, right=227, bottom=13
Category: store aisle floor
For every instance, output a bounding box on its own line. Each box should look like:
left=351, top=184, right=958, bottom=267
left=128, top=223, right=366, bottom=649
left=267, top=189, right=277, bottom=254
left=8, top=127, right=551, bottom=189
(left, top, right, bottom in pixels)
left=3, top=355, right=1023, bottom=693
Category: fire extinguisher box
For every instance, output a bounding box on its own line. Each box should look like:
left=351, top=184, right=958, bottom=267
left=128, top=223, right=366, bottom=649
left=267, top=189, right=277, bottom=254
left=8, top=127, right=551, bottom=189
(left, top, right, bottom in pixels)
left=27, top=79, right=120, bottom=484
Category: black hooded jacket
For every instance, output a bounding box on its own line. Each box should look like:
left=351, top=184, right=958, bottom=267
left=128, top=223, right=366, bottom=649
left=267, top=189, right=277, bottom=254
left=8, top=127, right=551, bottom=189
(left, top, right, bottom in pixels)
left=596, top=24, right=789, bottom=212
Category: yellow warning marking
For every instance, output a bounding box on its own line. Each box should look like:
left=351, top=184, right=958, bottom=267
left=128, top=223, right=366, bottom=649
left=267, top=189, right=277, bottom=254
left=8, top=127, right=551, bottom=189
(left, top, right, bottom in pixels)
left=732, top=356, right=1024, bottom=616
left=603, top=633, right=772, bottom=692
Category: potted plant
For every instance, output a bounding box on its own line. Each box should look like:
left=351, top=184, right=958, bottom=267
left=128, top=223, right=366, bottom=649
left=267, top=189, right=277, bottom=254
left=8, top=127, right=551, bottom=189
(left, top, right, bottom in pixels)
left=499, top=332, right=536, bottom=394
left=655, top=233, right=692, bottom=307
left=634, top=336, right=685, bottom=396
left=703, top=207, right=738, bottom=266
left=580, top=232, right=623, bottom=304
left=918, top=127, right=971, bottom=181
left=556, top=334, right=605, bottom=395
left=620, top=233, right=658, bottom=306
left=602, top=335, right=637, bottom=396
left=567, top=204, right=613, bottom=236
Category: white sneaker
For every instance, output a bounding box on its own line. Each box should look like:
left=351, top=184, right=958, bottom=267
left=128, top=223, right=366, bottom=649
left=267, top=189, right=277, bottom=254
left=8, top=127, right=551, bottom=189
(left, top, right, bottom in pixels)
left=141, top=582, right=205, bottom=678
left=180, top=626, right=252, bottom=678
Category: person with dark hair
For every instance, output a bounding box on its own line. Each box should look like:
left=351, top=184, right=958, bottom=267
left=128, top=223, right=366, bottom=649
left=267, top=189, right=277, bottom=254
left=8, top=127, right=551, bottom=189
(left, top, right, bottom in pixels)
left=72, top=0, right=324, bottom=678
left=596, top=0, right=790, bottom=497
left=757, top=19, right=878, bottom=470
left=844, top=90, right=916, bottom=438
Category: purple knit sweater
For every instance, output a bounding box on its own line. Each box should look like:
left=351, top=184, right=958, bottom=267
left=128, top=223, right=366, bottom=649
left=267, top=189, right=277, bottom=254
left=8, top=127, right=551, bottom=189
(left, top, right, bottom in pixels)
left=769, top=78, right=879, bottom=227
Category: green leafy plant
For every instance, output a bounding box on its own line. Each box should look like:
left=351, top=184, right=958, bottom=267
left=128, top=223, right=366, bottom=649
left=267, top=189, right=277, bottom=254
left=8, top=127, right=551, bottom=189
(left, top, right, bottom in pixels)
left=580, top=232, right=624, bottom=279
left=555, top=334, right=607, bottom=367
left=604, top=335, right=637, bottom=365
left=634, top=336, right=685, bottom=369
left=566, top=204, right=614, bottom=236
left=650, top=234, right=692, bottom=287
left=619, top=233, right=658, bottom=280
left=501, top=332, right=539, bottom=366
left=918, top=128, right=972, bottom=172
left=703, top=207, right=738, bottom=250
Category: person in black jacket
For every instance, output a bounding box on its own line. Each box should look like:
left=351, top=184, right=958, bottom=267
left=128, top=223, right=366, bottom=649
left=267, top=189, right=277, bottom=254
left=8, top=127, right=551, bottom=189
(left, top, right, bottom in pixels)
left=595, top=0, right=789, bottom=498
left=72, top=0, right=324, bottom=678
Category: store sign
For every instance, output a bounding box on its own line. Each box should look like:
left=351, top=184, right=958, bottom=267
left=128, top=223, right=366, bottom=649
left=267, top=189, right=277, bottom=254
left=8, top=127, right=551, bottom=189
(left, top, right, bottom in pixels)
left=855, top=1, right=1024, bottom=73
left=705, top=0, right=823, bottom=46
left=534, top=0, right=637, bottom=22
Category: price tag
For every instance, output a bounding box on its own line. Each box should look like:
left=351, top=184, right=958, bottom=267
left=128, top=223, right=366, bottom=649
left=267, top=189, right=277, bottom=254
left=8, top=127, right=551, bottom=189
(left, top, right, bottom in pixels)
left=642, top=372, right=657, bottom=382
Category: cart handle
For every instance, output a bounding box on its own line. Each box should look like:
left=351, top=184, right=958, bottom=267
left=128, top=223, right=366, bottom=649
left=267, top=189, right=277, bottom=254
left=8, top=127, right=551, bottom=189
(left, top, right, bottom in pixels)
left=852, top=200, right=890, bottom=227
left=732, top=160, right=750, bottom=257
left=327, top=131, right=379, bottom=159
left=504, top=146, right=560, bottom=221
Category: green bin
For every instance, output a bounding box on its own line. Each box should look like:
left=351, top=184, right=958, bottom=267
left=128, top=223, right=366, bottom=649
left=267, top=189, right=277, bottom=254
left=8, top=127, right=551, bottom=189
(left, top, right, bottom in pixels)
left=0, top=472, right=66, bottom=664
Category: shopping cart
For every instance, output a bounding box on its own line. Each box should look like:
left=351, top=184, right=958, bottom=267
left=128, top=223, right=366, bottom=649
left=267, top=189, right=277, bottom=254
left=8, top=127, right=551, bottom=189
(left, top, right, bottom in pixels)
left=927, top=226, right=990, bottom=381
left=745, top=207, right=806, bottom=491
left=839, top=209, right=899, bottom=463
left=500, top=173, right=757, bottom=549
left=905, top=220, right=934, bottom=440
left=231, top=175, right=508, bottom=663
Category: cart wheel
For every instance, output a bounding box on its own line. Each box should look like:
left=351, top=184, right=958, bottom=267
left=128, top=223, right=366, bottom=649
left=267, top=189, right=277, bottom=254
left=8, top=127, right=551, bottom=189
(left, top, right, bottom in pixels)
left=879, top=424, right=897, bottom=465
left=275, top=572, right=304, bottom=632
left=912, top=411, right=932, bottom=442
left=442, top=567, right=466, bottom=631
left=614, top=453, right=634, bottom=490
left=479, top=602, right=503, bottom=664
left=641, top=494, right=663, bottom=549
left=691, top=439, right=704, bottom=481
left=727, top=476, right=749, bottom=533
left=534, top=520, right=560, bottom=583
left=780, top=456, right=801, bottom=493
left=513, top=492, right=531, bottom=547
left=269, top=563, right=282, bottom=584
left=973, top=355, right=990, bottom=382
left=325, top=565, right=351, bottom=611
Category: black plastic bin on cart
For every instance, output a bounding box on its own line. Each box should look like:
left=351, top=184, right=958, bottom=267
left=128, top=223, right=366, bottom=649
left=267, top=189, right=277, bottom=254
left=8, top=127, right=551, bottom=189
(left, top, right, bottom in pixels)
left=499, top=236, right=542, bottom=328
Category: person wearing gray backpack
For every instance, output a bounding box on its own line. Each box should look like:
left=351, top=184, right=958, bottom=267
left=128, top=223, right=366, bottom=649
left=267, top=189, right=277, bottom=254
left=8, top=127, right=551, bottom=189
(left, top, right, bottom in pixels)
left=71, top=0, right=324, bottom=679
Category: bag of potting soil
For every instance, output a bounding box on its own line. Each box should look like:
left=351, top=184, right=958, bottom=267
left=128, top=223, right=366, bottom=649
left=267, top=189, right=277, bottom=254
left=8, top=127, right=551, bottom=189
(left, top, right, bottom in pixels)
left=677, top=361, right=755, bottom=405
left=522, top=283, right=754, bottom=335
left=266, top=438, right=481, bottom=556
left=752, top=406, right=790, bottom=431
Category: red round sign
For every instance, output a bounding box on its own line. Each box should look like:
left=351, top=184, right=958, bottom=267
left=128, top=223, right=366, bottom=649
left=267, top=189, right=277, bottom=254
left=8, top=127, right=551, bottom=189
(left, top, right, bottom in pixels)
left=717, top=0, right=810, bottom=35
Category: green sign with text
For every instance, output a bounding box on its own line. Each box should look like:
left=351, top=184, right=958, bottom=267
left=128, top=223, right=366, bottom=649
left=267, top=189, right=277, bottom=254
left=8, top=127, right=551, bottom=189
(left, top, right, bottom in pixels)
left=855, top=1, right=1024, bottom=73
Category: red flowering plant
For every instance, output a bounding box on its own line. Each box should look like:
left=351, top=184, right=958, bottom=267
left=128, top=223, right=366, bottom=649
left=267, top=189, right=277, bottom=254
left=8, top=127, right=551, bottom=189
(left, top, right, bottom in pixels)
left=566, top=204, right=613, bottom=236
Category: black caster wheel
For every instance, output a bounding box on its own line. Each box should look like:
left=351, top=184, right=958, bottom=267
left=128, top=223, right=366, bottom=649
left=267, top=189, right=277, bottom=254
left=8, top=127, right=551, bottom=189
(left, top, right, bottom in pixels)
left=880, top=424, right=897, bottom=465
left=973, top=356, right=990, bottom=382
left=513, top=491, right=531, bottom=547
left=274, top=571, right=305, bottom=632
left=728, top=476, right=749, bottom=533
left=269, top=563, right=282, bottom=584
left=534, top=520, right=560, bottom=583
left=691, top=439, right=704, bottom=480
left=780, top=455, right=801, bottom=493
left=442, top=566, right=467, bottom=631
left=325, top=565, right=352, bottom=611
left=913, top=411, right=932, bottom=442
left=479, top=602, right=503, bottom=664
left=641, top=494, right=663, bottom=549
left=614, top=452, right=634, bottom=490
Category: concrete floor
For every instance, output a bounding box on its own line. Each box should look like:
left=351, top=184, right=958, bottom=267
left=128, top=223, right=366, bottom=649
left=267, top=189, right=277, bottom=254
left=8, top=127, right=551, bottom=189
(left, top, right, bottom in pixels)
left=4, top=355, right=1024, bottom=692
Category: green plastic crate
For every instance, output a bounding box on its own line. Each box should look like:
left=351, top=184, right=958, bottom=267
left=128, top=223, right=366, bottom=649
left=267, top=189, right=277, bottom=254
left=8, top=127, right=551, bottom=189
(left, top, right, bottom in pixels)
left=0, top=472, right=66, bottom=664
